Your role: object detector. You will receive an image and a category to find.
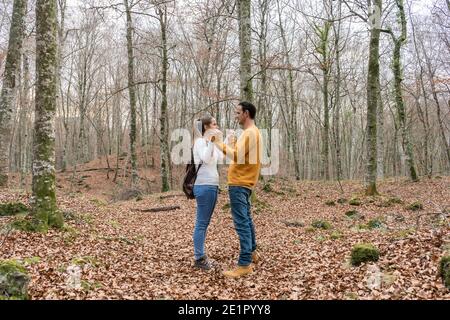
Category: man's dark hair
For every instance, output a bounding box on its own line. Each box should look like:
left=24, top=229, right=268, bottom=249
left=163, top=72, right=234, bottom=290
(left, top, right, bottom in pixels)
left=238, top=101, right=257, bottom=119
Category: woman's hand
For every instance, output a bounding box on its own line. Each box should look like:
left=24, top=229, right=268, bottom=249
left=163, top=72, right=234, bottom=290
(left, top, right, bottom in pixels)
left=206, top=129, right=223, bottom=143
left=203, top=129, right=215, bottom=141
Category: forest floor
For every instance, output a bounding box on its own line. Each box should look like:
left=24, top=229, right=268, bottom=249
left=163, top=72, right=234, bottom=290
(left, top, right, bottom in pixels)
left=0, top=175, right=449, bottom=300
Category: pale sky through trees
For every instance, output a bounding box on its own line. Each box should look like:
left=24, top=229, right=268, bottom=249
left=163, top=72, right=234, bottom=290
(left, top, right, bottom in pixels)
left=0, top=0, right=448, bottom=182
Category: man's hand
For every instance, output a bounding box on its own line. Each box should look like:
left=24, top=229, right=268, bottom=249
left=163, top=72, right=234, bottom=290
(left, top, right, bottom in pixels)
left=225, top=130, right=237, bottom=145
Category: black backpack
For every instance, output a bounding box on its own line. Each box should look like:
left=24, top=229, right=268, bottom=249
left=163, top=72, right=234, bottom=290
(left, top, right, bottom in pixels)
left=182, top=148, right=202, bottom=199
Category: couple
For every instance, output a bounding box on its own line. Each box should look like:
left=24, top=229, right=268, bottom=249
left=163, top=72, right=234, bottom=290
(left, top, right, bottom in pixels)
left=192, top=101, right=262, bottom=278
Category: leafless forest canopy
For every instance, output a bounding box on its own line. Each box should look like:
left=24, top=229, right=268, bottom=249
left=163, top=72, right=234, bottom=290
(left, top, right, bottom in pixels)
left=0, top=0, right=449, bottom=190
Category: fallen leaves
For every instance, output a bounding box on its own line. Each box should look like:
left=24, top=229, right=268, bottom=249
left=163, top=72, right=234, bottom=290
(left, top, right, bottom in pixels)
left=0, top=178, right=449, bottom=299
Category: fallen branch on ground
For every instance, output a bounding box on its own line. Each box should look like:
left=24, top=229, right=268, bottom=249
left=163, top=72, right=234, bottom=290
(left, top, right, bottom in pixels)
left=133, top=205, right=181, bottom=213
left=59, top=167, right=116, bottom=173
left=159, top=193, right=184, bottom=199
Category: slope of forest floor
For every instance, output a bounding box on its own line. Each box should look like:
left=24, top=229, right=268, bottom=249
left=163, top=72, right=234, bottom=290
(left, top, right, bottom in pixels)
left=1, top=177, right=449, bottom=299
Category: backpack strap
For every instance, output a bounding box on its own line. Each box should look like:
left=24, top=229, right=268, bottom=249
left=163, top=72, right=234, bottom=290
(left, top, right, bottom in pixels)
left=191, top=146, right=202, bottom=173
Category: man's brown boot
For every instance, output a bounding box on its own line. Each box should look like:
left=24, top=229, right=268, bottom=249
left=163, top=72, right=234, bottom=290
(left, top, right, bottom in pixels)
left=252, top=251, right=261, bottom=264
left=223, top=265, right=253, bottom=278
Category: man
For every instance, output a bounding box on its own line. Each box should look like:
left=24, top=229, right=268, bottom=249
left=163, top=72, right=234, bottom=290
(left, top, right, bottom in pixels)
left=210, top=101, right=262, bottom=278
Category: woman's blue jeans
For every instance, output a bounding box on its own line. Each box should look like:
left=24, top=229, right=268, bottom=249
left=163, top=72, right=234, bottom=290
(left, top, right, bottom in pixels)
left=193, top=185, right=218, bottom=260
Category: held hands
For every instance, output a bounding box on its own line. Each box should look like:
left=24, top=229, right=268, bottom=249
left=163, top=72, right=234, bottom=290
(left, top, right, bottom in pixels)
left=204, top=129, right=223, bottom=144
left=225, top=130, right=237, bottom=145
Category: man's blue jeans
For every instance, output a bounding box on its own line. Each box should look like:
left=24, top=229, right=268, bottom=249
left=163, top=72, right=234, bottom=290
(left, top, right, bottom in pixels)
left=193, top=185, right=218, bottom=260
left=229, top=186, right=257, bottom=266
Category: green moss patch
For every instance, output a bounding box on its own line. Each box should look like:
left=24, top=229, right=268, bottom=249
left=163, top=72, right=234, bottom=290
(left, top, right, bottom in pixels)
left=0, top=259, right=30, bottom=300
left=351, top=243, right=380, bottom=266
left=349, top=198, right=361, bottom=206
left=439, top=256, right=450, bottom=289
left=345, top=210, right=360, bottom=219
left=330, top=231, right=342, bottom=240
left=367, top=218, right=384, bottom=230
left=262, top=183, right=273, bottom=193
left=311, top=220, right=332, bottom=230
left=72, top=256, right=101, bottom=268
left=0, top=202, right=28, bottom=216
left=406, top=201, right=423, bottom=211
left=9, top=217, right=45, bottom=233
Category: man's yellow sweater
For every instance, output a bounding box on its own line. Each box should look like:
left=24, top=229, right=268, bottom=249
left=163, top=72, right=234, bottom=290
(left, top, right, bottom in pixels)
left=215, top=125, right=261, bottom=189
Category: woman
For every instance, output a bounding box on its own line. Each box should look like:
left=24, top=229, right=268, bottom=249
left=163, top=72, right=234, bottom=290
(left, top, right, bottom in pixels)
left=192, top=115, right=223, bottom=270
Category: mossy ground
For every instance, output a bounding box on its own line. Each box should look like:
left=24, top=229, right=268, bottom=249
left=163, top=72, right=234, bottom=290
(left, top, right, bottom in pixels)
left=0, top=202, right=28, bottom=216
left=0, top=259, right=29, bottom=300
left=351, top=243, right=380, bottom=266
left=349, top=197, right=361, bottom=206
left=406, top=201, right=423, bottom=211
left=439, top=256, right=450, bottom=289
left=312, top=220, right=332, bottom=230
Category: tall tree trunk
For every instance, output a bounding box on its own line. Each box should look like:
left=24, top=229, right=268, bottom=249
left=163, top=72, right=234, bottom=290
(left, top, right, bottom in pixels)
left=376, top=76, right=384, bottom=179
left=276, top=0, right=300, bottom=180
left=417, top=18, right=450, bottom=171
left=322, top=67, right=330, bottom=180
left=19, top=50, right=30, bottom=189
left=313, top=21, right=331, bottom=180
left=32, top=0, right=64, bottom=231
left=418, top=70, right=431, bottom=177
left=364, top=0, right=382, bottom=195
left=391, top=0, right=418, bottom=181
left=409, top=7, right=431, bottom=177
left=0, top=0, right=27, bottom=187
left=257, top=0, right=271, bottom=137
left=76, top=42, right=88, bottom=166
left=238, top=0, right=253, bottom=101
left=332, top=1, right=343, bottom=182
left=57, top=0, right=68, bottom=172
left=431, top=83, right=450, bottom=172
left=158, top=6, right=170, bottom=192
left=124, top=0, right=139, bottom=187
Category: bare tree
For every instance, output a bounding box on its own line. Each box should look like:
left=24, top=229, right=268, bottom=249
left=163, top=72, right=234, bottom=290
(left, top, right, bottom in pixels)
left=238, top=0, right=253, bottom=101
left=365, top=0, right=382, bottom=195
left=124, top=0, right=139, bottom=187
left=384, top=0, right=418, bottom=181
left=0, top=0, right=26, bottom=187
left=32, top=0, right=64, bottom=231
